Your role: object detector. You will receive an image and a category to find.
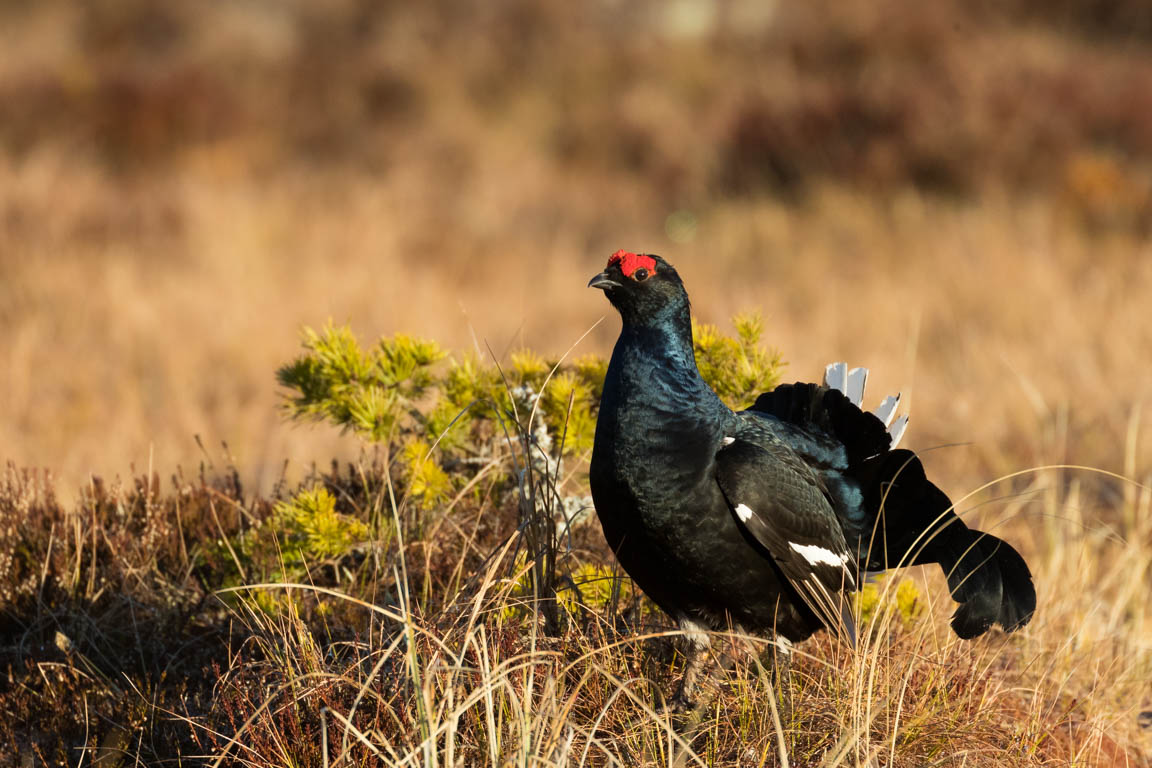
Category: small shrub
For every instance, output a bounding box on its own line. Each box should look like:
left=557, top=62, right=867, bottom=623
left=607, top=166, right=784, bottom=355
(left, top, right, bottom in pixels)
left=693, top=313, right=784, bottom=409
left=277, top=317, right=784, bottom=476
left=857, top=575, right=925, bottom=628
left=563, top=562, right=638, bottom=615
left=276, top=325, right=446, bottom=443
left=275, top=485, right=370, bottom=561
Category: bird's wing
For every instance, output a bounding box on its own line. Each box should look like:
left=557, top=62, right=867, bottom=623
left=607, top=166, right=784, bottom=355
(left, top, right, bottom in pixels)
left=714, top=434, right=858, bottom=645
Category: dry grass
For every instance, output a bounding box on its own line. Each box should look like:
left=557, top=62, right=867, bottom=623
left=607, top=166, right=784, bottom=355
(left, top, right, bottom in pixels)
left=2, top=0, right=1152, bottom=765
left=1, top=450, right=1148, bottom=766
left=3, top=160, right=1151, bottom=501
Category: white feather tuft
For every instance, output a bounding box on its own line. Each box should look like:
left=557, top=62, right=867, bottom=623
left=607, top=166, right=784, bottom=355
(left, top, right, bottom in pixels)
left=845, top=367, right=868, bottom=406
left=825, top=363, right=910, bottom=448
left=678, top=618, right=711, bottom=649
left=823, top=362, right=848, bottom=393
left=873, top=393, right=901, bottom=428
left=888, top=414, right=910, bottom=448
left=735, top=503, right=754, bottom=522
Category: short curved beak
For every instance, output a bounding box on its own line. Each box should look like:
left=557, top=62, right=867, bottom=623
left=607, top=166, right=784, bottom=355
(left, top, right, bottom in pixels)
left=588, top=271, right=620, bottom=290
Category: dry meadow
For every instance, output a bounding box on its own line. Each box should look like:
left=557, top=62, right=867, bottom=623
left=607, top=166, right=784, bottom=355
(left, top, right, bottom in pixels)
left=1, top=1, right=1150, bottom=765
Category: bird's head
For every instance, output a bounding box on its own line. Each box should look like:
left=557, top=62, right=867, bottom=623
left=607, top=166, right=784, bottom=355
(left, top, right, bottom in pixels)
left=588, top=250, right=689, bottom=326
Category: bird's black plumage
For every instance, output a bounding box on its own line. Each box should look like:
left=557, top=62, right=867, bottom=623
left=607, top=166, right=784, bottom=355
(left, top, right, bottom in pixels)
left=588, top=252, right=1036, bottom=660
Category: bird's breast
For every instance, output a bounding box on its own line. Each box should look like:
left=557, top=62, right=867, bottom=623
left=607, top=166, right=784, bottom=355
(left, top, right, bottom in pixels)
left=593, top=397, right=724, bottom=521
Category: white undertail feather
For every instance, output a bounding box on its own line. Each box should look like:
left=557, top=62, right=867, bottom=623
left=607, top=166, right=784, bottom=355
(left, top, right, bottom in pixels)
left=845, top=366, right=868, bottom=406
left=824, top=361, right=910, bottom=448
left=823, top=362, right=848, bottom=393
left=873, top=393, right=901, bottom=428
left=888, top=414, right=909, bottom=449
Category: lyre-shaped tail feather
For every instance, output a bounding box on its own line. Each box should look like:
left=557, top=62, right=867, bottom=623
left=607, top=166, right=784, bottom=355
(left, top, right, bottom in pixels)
left=854, top=449, right=1036, bottom=637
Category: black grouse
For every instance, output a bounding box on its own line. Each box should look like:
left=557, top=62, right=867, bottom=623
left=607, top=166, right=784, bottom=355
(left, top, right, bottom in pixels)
left=588, top=250, right=1036, bottom=703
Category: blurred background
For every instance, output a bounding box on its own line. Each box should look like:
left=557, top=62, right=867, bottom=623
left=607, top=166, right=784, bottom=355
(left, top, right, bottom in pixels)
left=2, top=0, right=1151, bottom=501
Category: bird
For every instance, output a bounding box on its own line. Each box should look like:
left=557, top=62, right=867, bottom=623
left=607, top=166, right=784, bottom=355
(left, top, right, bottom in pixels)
left=587, top=250, right=1036, bottom=707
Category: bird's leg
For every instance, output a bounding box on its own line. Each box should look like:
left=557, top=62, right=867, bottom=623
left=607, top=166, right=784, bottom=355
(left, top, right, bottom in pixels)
left=674, top=644, right=712, bottom=707
left=768, top=634, right=794, bottom=725
left=670, top=619, right=715, bottom=713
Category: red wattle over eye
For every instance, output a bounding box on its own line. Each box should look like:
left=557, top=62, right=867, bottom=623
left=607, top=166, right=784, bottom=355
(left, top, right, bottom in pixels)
left=608, top=250, right=657, bottom=278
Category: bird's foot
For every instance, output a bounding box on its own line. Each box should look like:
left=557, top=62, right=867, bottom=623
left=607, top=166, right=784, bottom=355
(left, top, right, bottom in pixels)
left=664, top=671, right=720, bottom=727
left=664, top=691, right=699, bottom=716
left=660, top=690, right=714, bottom=737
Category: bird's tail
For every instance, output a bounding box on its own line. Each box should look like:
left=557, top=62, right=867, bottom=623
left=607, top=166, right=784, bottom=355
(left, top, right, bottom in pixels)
left=854, top=448, right=1036, bottom=638
left=933, top=520, right=1036, bottom=638
left=750, top=365, right=1036, bottom=638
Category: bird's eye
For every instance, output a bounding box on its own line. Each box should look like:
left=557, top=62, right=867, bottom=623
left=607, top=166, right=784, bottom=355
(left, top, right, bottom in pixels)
left=633, top=267, right=649, bottom=281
